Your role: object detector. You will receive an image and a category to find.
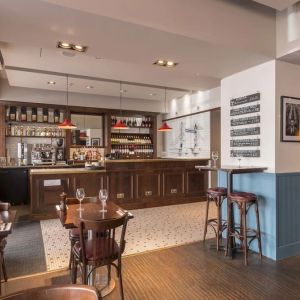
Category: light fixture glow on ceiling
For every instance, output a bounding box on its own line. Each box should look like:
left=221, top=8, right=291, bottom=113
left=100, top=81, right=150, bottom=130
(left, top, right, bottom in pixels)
left=47, top=81, right=56, bottom=85
left=154, top=60, right=178, bottom=67
left=86, top=85, right=94, bottom=89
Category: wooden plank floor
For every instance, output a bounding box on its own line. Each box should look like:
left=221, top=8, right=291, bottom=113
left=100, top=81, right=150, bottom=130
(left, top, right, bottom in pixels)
left=3, top=241, right=300, bottom=299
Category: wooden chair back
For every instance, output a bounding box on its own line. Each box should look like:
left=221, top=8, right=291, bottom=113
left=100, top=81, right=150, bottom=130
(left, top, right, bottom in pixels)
left=1, top=284, right=101, bottom=300
left=75, top=213, right=129, bottom=266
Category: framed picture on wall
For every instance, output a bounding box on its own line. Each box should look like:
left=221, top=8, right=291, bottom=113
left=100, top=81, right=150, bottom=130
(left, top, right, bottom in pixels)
left=91, top=138, right=101, bottom=146
left=281, top=96, right=300, bottom=142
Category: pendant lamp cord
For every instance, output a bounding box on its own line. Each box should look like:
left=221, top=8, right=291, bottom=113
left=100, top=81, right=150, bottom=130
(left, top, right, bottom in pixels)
left=66, top=74, right=69, bottom=113
left=164, top=87, right=167, bottom=114
left=120, top=81, right=122, bottom=117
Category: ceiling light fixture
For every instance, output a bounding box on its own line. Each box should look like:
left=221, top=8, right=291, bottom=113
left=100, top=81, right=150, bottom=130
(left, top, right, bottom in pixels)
left=58, top=74, right=77, bottom=130
left=86, top=85, right=94, bottom=89
left=154, top=60, right=178, bottom=67
left=47, top=81, right=56, bottom=85
left=57, top=41, right=87, bottom=53
left=149, top=93, right=157, bottom=96
left=113, top=82, right=129, bottom=130
left=120, top=89, right=127, bottom=93
left=158, top=88, right=172, bottom=132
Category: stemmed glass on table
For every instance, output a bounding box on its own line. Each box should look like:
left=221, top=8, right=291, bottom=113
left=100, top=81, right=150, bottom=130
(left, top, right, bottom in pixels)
left=99, top=189, right=108, bottom=213
left=76, top=188, right=85, bottom=211
left=211, top=151, right=219, bottom=168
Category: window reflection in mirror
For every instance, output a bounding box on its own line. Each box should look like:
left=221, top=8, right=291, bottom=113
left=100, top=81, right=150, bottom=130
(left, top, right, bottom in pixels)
left=71, top=114, right=103, bottom=147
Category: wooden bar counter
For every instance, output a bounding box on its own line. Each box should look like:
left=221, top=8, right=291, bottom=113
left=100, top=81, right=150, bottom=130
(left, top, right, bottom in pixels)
left=30, top=158, right=208, bottom=214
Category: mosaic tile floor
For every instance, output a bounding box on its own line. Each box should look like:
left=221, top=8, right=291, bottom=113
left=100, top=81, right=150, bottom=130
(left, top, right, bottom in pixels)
left=40, top=202, right=217, bottom=272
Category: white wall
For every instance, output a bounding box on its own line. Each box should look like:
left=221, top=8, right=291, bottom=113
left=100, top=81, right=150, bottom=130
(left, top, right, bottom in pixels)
left=166, top=87, right=220, bottom=119
left=162, top=87, right=220, bottom=159
left=276, top=60, right=300, bottom=172
left=0, top=79, right=164, bottom=113
left=277, top=3, right=300, bottom=57
left=221, top=61, right=276, bottom=172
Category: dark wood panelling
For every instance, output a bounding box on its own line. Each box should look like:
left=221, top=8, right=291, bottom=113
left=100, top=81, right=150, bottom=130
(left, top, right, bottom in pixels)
left=186, top=169, right=207, bottom=197
left=73, top=173, right=105, bottom=197
left=162, top=169, right=185, bottom=198
left=136, top=170, right=160, bottom=202
left=108, top=172, right=135, bottom=204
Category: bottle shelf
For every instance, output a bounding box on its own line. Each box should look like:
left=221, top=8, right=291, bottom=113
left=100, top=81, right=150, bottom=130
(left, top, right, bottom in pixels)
left=111, top=126, right=152, bottom=129
left=6, top=120, right=62, bottom=125
left=6, top=135, right=64, bottom=138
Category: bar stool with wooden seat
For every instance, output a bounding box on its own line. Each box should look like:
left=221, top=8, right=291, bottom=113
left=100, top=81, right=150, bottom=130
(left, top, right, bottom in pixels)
left=203, top=187, right=227, bottom=250
left=226, top=192, right=262, bottom=265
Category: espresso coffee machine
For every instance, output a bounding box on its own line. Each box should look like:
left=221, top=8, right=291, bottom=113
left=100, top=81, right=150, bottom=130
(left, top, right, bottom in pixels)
left=31, top=144, right=56, bottom=165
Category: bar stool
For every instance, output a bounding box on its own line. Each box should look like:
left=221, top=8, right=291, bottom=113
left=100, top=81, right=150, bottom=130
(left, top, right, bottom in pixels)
left=226, top=192, right=262, bottom=265
left=203, top=187, right=227, bottom=250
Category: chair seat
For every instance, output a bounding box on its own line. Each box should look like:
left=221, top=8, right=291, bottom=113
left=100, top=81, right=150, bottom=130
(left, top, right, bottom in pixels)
left=73, top=238, right=120, bottom=262
left=229, top=192, right=257, bottom=202
left=207, top=187, right=227, bottom=196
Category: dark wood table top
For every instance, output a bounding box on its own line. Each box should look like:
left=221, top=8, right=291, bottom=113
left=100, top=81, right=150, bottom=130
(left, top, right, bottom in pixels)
left=195, top=165, right=267, bottom=174
left=57, top=202, right=133, bottom=229
left=0, top=209, right=16, bottom=237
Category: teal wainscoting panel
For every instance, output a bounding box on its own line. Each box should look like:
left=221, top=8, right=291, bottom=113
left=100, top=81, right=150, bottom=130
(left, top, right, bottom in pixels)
left=277, top=173, right=300, bottom=260
left=218, top=171, right=277, bottom=260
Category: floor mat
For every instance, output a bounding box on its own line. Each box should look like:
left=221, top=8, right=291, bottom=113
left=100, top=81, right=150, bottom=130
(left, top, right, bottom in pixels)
left=5, top=221, right=47, bottom=278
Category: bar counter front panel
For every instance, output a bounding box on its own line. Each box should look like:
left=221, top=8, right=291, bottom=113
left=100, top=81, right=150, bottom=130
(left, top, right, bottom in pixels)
left=29, top=159, right=208, bottom=214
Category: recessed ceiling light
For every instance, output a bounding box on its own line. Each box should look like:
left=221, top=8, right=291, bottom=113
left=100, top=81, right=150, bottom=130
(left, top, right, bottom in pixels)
left=120, top=89, right=127, bottom=93
left=86, top=85, right=94, bottom=89
left=73, top=44, right=87, bottom=52
left=57, top=41, right=87, bottom=53
left=153, top=59, right=178, bottom=67
left=47, top=81, right=56, bottom=85
left=149, top=93, right=157, bottom=96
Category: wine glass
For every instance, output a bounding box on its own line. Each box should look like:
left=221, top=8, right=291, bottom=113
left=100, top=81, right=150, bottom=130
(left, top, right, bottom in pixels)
left=211, top=151, right=219, bottom=168
left=99, top=189, right=108, bottom=213
left=76, top=188, right=85, bottom=211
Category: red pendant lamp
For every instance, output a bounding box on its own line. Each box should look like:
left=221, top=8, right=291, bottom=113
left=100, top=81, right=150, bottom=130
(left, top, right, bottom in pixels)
left=158, top=88, right=172, bottom=132
left=58, top=74, right=77, bottom=130
left=113, top=82, right=128, bottom=130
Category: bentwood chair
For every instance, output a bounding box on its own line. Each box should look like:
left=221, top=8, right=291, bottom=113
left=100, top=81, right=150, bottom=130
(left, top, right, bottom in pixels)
left=59, top=194, right=99, bottom=270
left=1, top=284, right=101, bottom=300
left=0, top=202, right=11, bottom=295
left=71, top=213, right=129, bottom=300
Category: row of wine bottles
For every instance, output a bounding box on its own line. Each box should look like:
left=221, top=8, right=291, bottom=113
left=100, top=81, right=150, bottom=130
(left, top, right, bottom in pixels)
left=111, top=116, right=152, bottom=128
left=111, top=134, right=152, bottom=145
left=111, top=144, right=154, bottom=159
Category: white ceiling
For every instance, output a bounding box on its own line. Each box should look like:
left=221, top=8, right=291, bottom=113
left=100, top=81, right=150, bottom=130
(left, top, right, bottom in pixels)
left=0, top=0, right=277, bottom=100
left=252, top=0, right=298, bottom=11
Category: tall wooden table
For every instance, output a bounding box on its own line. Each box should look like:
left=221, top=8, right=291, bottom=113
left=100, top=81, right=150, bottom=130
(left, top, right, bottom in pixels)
left=195, top=165, right=267, bottom=256
left=57, top=201, right=133, bottom=296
